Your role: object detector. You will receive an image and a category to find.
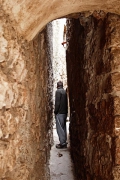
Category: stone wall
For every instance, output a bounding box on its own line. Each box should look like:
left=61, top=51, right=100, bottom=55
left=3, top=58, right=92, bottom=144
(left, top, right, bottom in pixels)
left=52, top=19, right=67, bottom=109
left=66, top=12, right=120, bottom=180
left=0, top=8, right=53, bottom=180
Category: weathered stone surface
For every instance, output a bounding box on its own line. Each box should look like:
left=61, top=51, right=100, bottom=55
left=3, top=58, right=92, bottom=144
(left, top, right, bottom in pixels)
left=0, top=9, right=53, bottom=180
left=52, top=19, right=67, bottom=109
left=1, top=0, right=120, bottom=40
left=1, top=1, right=120, bottom=179
left=110, top=13, right=120, bottom=179
left=66, top=12, right=120, bottom=180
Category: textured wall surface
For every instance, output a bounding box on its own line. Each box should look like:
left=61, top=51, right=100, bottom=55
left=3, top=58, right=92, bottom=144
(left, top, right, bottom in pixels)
left=0, top=9, right=53, bottom=180
left=2, top=0, right=120, bottom=40
left=66, top=12, right=120, bottom=180
left=52, top=19, right=67, bottom=107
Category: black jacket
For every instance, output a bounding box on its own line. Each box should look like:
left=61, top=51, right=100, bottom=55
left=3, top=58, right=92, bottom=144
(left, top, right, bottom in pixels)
left=54, top=88, right=68, bottom=115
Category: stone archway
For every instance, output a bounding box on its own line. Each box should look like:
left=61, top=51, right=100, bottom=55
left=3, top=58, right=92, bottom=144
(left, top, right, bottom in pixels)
left=2, top=0, right=120, bottom=40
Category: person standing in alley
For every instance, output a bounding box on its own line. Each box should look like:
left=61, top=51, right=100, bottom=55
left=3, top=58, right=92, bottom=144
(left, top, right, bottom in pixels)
left=54, top=81, right=68, bottom=149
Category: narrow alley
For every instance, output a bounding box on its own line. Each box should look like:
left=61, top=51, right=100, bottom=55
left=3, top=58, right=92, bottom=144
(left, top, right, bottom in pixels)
left=1, top=1, right=120, bottom=180
left=49, top=122, right=75, bottom=180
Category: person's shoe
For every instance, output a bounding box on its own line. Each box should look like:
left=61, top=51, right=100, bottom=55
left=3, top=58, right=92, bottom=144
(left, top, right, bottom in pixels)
left=56, top=144, right=67, bottom=149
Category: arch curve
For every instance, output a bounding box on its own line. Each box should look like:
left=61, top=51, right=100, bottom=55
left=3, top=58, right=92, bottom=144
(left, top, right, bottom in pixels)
left=2, top=0, right=120, bottom=41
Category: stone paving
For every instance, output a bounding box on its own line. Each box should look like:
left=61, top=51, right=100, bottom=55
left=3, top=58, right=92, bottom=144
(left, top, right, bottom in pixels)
left=49, top=122, right=75, bottom=180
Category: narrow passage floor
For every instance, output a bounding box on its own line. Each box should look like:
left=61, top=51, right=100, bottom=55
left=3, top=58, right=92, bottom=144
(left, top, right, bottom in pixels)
left=49, top=122, right=75, bottom=180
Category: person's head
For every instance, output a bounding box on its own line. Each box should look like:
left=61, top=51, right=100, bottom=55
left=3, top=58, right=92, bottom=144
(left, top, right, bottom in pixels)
left=57, top=81, right=63, bottom=88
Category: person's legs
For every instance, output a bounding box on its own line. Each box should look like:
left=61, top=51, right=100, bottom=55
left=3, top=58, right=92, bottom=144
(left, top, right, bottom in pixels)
left=56, top=114, right=67, bottom=146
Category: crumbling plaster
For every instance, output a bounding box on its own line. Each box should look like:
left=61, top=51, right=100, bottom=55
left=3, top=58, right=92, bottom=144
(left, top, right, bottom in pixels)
left=2, top=0, right=120, bottom=41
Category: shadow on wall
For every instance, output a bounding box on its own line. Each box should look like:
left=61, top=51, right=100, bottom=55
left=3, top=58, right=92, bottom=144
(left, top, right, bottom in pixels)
left=66, top=11, right=120, bottom=180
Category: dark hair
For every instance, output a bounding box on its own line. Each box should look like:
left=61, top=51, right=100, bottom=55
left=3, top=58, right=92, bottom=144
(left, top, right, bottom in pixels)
left=57, top=81, right=63, bottom=88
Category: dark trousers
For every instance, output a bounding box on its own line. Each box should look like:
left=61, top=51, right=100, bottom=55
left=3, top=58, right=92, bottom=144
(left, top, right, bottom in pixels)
left=55, top=114, right=67, bottom=145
